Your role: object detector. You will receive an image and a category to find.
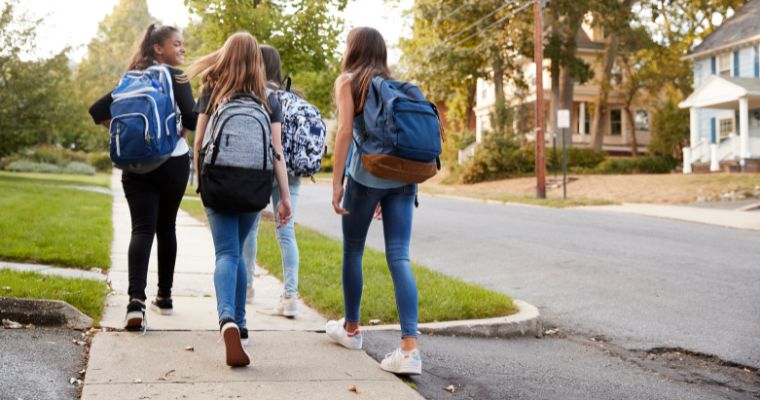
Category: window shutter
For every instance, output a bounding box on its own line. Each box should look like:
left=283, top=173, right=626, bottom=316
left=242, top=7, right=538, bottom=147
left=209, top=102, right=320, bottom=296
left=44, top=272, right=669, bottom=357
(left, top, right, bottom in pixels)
left=711, top=56, right=717, bottom=74
left=755, top=46, right=759, bottom=78
left=710, top=117, right=717, bottom=143
left=733, top=51, right=739, bottom=76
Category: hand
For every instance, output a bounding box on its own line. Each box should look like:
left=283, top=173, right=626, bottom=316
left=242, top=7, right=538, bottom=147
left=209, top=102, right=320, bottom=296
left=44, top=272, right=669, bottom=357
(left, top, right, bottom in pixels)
left=275, top=197, right=293, bottom=228
left=373, top=203, right=382, bottom=220
left=332, top=183, right=350, bottom=215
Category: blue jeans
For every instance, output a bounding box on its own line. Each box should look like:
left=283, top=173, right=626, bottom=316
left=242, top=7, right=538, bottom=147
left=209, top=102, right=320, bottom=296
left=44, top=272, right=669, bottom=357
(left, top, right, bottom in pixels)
left=206, top=207, right=258, bottom=328
left=243, top=177, right=300, bottom=297
left=342, top=177, right=419, bottom=338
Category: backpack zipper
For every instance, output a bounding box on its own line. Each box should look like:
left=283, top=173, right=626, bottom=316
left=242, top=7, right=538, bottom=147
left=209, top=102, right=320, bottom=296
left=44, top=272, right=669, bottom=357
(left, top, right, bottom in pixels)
left=112, top=94, right=162, bottom=139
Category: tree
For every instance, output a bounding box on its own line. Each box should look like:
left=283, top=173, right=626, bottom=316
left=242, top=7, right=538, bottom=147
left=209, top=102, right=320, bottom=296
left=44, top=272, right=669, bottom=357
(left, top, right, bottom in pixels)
left=184, top=0, right=348, bottom=116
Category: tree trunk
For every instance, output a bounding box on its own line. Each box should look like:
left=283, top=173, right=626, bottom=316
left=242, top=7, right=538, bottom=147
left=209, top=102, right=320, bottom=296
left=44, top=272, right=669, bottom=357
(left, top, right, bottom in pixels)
left=492, top=56, right=506, bottom=134
left=549, top=9, right=560, bottom=146
left=624, top=106, right=638, bottom=156
left=590, top=33, right=619, bottom=150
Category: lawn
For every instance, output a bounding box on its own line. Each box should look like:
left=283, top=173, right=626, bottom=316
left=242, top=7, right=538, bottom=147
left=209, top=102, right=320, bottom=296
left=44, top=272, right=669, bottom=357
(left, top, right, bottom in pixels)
left=178, top=202, right=517, bottom=324
left=0, top=269, right=109, bottom=322
left=0, top=173, right=112, bottom=270
left=420, top=172, right=760, bottom=206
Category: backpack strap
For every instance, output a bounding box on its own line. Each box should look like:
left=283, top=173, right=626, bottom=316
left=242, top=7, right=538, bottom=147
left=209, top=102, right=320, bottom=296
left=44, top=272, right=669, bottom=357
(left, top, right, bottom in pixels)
left=284, top=73, right=292, bottom=92
left=230, top=93, right=262, bottom=104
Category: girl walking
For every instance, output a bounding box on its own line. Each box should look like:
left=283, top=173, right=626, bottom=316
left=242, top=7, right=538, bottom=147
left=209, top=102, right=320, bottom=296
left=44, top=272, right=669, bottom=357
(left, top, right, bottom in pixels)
left=326, top=27, right=423, bottom=375
left=89, top=24, right=197, bottom=330
left=243, top=45, right=301, bottom=317
left=188, top=32, right=292, bottom=367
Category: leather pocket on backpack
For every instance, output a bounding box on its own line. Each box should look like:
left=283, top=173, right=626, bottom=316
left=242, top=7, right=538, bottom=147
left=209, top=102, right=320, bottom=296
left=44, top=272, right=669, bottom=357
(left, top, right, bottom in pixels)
left=361, top=154, right=437, bottom=184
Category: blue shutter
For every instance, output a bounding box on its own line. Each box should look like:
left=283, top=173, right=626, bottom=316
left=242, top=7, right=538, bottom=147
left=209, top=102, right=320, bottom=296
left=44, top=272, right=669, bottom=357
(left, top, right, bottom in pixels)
left=711, top=56, right=717, bottom=74
left=733, top=51, right=739, bottom=76
left=710, top=117, right=717, bottom=143
left=755, top=46, right=759, bottom=78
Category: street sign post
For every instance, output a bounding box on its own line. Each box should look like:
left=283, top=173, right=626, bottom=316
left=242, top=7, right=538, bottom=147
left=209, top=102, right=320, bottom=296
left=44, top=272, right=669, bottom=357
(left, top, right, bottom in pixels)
left=557, top=109, right=570, bottom=199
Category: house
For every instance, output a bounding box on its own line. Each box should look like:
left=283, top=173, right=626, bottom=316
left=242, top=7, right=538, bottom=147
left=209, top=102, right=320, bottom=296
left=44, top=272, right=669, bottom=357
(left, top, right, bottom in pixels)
left=680, top=0, right=760, bottom=173
left=468, top=18, right=652, bottom=161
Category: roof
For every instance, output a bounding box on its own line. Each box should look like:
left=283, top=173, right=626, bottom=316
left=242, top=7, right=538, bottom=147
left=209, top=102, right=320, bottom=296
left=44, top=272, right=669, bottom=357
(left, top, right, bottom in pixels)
left=688, top=0, right=760, bottom=59
left=679, top=75, right=760, bottom=109
left=576, top=28, right=605, bottom=51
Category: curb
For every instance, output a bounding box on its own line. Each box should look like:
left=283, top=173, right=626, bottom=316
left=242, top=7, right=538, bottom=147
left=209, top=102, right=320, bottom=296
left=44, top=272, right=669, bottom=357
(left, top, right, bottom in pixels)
left=362, top=299, right=542, bottom=339
left=0, top=297, right=93, bottom=330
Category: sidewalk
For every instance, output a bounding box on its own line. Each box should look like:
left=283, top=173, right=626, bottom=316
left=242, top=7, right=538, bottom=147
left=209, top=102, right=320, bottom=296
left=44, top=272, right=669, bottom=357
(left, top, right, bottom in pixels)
left=583, top=203, right=760, bottom=231
left=81, top=171, right=422, bottom=399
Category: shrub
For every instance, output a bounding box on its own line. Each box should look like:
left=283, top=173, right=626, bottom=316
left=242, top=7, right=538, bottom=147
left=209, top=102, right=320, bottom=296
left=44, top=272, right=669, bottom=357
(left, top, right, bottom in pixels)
left=321, top=153, right=334, bottom=173
left=594, top=156, right=678, bottom=174
left=5, top=160, right=63, bottom=173
left=27, top=144, right=88, bottom=166
left=88, top=152, right=113, bottom=172
left=62, top=161, right=97, bottom=175
left=461, top=133, right=534, bottom=183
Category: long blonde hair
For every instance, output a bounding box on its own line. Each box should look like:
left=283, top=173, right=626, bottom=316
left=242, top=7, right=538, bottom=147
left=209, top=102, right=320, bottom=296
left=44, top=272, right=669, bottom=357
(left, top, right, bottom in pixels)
left=187, top=32, right=269, bottom=114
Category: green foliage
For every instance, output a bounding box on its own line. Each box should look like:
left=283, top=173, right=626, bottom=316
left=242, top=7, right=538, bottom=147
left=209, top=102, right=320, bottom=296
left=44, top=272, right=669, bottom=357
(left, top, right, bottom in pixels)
left=0, top=270, right=109, bottom=321
left=549, top=147, right=607, bottom=171
left=88, top=152, right=113, bottom=173
left=5, top=160, right=63, bottom=174
left=440, top=130, right=475, bottom=170
left=593, top=156, right=678, bottom=174
left=184, top=0, right=347, bottom=117
left=649, top=97, right=690, bottom=159
left=0, top=173, right=112, bottom=269
left=320, top=152, right=334, bottom=173
left=62, top=162, right=97, bottom=175
left=461, top=133, right=534, bottom=183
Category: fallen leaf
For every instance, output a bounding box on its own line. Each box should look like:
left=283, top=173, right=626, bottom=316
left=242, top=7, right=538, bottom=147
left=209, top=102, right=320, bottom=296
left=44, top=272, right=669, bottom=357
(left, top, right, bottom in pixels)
left=72, top=339, right=84, bottom=346
left=368, top=319, right=381, bottom=326
left=78, top=369, right=86, bottom=376
left=2, top=319, right=23, bottom=329
left=24, top=323, right=35, bottom=330
left=69, top=377, right=82, bottom=386
left=348, top=385, right=359, bottom=393
left=544, top=328, right=560, bottom=336
left=444, top=384, right=456, bottom=393
left=184, top=346, right=194, bottom=352
left=133, top=378, right=143, bottom=384
left=157, top=369, right=175, bottom=381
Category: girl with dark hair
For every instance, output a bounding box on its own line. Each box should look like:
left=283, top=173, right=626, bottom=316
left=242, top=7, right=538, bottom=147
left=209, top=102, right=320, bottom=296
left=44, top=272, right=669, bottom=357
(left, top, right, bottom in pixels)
left=325, top=27, right=422, bottom=375
left=241, top=44, right=302, bottom=318
left=88, top=24, right=198, bottom=331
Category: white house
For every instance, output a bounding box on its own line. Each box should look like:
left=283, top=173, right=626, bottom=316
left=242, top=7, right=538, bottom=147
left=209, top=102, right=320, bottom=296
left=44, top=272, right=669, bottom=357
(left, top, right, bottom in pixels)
left=680, top=0, right=760, bottom=173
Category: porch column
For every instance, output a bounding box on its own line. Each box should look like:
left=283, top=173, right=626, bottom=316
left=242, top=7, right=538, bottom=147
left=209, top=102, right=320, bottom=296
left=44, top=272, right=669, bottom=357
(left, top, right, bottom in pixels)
left=689, top=108, right=698, bottom=148
left=579, top=102, right=586, bottom=138
left=739, top=97, right=749, bottom=160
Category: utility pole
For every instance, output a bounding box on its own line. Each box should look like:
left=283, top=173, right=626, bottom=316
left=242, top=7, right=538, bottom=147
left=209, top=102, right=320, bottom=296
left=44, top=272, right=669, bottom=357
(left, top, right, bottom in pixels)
left=533, top=0, right=546, bottom=199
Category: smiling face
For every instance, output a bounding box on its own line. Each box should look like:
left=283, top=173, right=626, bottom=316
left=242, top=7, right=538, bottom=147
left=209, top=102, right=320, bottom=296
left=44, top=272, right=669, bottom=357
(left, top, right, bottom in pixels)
left=153, top=31, right=185, bottom=67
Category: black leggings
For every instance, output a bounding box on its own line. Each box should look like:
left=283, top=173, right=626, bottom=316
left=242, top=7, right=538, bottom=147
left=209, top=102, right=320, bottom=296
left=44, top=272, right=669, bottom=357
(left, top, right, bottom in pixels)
left=122, top=154, right=189, bottom=301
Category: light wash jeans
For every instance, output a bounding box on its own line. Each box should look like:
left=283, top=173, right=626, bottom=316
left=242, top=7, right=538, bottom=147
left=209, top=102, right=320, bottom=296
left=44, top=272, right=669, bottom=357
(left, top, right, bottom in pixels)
left=243, top=176, right=300, bottom=297
left=206, top=207, right=258, bottom=328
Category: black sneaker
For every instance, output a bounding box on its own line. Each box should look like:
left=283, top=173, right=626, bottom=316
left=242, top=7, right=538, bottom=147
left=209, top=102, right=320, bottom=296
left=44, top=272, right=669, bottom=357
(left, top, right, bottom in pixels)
left=150, top=297, right=173, bottom=315
left=124, top=299, right=146, bottom=332
left=240, top=327, right=249, bottom=347
left=219, top=318, right=250, bottom=367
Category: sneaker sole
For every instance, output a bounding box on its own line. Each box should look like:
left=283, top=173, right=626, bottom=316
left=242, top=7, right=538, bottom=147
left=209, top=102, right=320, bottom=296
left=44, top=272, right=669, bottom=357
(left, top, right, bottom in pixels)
left=124, top=311, right=144, bottom=331
left=381, top=364, right=422, bottom=376
left=222, top=325, right=250, bottom=367
left=150, top=303, right=174, bottom=315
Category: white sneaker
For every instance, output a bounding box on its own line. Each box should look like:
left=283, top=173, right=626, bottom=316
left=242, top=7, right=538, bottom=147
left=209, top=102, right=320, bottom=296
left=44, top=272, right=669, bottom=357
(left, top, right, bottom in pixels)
left=275, top=296, right=298, bottom=318
left=380, top=348, right=422, bottom=375
left=325, top=318, right=362, bottom=350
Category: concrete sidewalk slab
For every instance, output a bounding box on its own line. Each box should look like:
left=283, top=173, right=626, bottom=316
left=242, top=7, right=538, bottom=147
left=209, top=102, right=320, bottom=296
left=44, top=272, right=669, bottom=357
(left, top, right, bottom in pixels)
left=583, top=203, right=760, bottom=231
left=0, top=261, right=106, bottom=281
left=82, top=331, right=422, bottom=400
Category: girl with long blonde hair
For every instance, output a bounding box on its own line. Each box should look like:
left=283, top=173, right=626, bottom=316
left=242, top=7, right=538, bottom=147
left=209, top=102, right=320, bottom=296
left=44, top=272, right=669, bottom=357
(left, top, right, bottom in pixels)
left=189, top=32, right=292, bottom=367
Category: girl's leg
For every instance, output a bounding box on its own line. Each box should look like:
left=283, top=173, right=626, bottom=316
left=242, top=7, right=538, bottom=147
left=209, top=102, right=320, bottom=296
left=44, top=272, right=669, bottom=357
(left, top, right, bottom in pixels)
left=242, top=213, right=261, bottom=288
left=235, top=213, right=257, bottom=328
left=341, top=178, right=381, bottom=331
left=154, top=155, right=189, bottom=298
left=122, top=173, right=159, bottom=302
left=206, top=208, right=241, bottom=323
left=272, top=178, right=300, bottom=297
left=380, top=187, right=419, bottom=349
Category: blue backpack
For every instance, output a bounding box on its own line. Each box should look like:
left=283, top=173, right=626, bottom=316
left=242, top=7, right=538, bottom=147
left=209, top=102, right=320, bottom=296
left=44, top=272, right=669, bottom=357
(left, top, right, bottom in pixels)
left=354, top=76, right=442, bottom=183
left=109, top=65, right=180, bottom=173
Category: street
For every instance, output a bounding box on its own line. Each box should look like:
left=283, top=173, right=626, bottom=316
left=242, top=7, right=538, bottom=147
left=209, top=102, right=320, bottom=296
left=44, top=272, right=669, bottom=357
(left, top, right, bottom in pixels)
left=295, top=182, right=760, bottom=399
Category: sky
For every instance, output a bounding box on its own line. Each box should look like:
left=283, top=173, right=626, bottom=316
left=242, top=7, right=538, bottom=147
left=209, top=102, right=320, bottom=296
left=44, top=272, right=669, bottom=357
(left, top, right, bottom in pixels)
left=16, top=0, right=414, bottom=64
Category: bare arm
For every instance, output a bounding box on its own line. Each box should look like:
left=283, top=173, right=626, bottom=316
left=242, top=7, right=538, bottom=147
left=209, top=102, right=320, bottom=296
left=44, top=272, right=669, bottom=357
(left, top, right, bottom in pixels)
left=270, top=122, right=292, bottom=227
left=331, top=74, right=354, bottom=215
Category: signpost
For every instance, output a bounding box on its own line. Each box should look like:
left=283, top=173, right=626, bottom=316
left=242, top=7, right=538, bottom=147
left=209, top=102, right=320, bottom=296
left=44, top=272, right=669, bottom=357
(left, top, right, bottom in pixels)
left=557, top=109, right=570, bottom=200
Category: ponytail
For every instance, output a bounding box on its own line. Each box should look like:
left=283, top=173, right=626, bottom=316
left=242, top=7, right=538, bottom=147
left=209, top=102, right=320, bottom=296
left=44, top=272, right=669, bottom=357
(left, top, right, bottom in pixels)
left=127, top=24, right=179, bottom=71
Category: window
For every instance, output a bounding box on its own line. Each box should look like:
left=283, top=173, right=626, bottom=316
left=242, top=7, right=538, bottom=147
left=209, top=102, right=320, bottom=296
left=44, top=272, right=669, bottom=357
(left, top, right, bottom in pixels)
left=718, top=117, right=734, bottom=139
left=718, top=52, right=732, bottom=76
left=610, top=109, right=622, bottom=135
left=634, top=110, right=649, bottom=131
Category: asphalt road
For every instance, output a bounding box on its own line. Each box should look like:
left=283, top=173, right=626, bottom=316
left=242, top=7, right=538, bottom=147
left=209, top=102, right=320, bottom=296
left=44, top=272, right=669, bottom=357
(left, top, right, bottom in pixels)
left=0, top=328, right=86, bottom=400
left=294, top=183, right=760, bottom=369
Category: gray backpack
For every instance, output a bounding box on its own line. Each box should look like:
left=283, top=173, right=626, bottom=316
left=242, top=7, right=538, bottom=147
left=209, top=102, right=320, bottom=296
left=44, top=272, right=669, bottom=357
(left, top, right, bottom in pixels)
left=200, top=93, right=274, bottom=213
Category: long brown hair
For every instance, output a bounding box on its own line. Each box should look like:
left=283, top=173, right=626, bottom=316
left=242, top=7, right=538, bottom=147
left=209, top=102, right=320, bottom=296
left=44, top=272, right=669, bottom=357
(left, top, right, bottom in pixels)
left=127, top=24, right=179, bottom=70
left=187, top=32, right=269, bottom=114
left=260, top=45, right=283, bottom=89
left=341, top=27, right=391, bottom=112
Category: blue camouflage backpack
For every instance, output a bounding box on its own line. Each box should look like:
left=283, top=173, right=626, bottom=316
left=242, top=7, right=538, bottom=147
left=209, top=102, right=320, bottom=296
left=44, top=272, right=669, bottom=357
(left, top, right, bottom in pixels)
left=276, top=76, right=327, bottom=177
left=354, top=76, right=442, bottom=184
left=109, top=64, right=180, bottom=173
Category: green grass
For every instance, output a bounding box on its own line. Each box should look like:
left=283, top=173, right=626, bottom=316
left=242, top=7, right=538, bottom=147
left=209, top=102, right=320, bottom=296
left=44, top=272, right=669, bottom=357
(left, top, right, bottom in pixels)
left=0, top=174, right=112, bottom=270
left=255, top=218, right=517, bottom=324
left=185, top=182, right=200, bottom=197
left=475, top=194, right=616, bottom=208
left=180, top=198, right=206, bottom=222
left=0, top=269, right=109, bottom=322
left=0, top=171, right=111, bottom=188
